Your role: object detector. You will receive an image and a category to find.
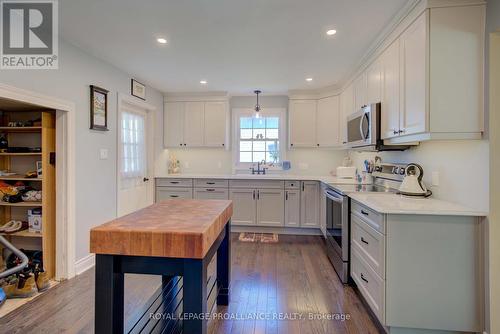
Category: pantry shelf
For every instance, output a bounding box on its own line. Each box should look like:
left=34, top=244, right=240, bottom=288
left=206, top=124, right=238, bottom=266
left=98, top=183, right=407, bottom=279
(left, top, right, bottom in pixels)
left=0, top=152, right=42, bottom=156
left=0, top=201, right=42, bottom=207
left=0, top=230, right=42, bottom=238
left=0, top=175, right=42, bottom=181
left=0, top=126, right=42, bottom=133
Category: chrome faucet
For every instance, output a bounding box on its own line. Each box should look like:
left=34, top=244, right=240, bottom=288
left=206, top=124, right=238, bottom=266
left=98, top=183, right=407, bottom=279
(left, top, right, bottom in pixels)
left=249, top=161, right=268, bottom=175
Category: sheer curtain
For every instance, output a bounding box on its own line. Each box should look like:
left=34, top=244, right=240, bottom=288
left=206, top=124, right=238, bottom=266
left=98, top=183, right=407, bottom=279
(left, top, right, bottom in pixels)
left=121, top=110, right=146, bottom=189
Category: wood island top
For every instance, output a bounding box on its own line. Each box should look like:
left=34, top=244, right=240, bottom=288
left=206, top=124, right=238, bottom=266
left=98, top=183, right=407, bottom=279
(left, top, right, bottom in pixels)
left=90, top=199, right=233, bottom=259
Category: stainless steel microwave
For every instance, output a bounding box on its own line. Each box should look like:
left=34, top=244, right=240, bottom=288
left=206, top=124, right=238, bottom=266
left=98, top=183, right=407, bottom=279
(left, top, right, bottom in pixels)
left=346, top=103, right=409, bottom=151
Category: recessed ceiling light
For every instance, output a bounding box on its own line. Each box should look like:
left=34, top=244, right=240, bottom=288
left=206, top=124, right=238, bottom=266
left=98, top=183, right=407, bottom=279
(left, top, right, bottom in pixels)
left=200, top=80, right=208, bottom=85
left=306, top=78, right=313, bottom=82
left=326, top=29, right=337, bottom=36
left=157, top=38, right=168, bottom=44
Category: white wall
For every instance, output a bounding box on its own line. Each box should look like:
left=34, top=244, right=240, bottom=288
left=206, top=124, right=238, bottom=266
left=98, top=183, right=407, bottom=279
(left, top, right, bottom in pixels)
left=0, top=40, right=165, bottom=263
left=349, top=140, right=489, bottom=211
left=164, top=95, right=346, bottom=175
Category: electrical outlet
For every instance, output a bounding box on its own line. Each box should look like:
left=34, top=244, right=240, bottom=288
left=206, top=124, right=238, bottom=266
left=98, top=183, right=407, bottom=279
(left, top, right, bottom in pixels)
left=431, top=171, right=439, bottom=186
left=99, top=148, right=108, bottom=160
left=184, top=161, right=190, bottom=169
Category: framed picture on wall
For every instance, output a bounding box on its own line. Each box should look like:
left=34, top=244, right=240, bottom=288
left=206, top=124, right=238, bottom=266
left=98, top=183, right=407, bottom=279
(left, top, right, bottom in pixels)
left=131, top=79, right=146, bottom=100
left=90, top=85, right=109, bottom=131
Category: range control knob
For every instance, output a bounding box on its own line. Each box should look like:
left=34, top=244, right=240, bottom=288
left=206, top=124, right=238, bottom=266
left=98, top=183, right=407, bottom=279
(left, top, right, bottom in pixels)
left=400, top=168, right=406, bottom=175
left=393, top=167, right=399, bottom=174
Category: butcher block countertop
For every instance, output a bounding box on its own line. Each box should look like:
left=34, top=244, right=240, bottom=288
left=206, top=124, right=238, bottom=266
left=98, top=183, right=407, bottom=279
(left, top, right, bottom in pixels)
left=90, top=199, right=233, bottom=259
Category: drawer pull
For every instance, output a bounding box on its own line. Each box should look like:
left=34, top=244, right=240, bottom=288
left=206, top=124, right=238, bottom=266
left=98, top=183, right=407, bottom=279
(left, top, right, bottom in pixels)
left=206, top=189, right=215, bottom=192
left=361, top=273, right=368, bottom=283
left=206, top=182, right=215, bottom=185
left=360, top=210, right=369, bottom=216
left=170, top=181, right=179, bottom=184
left=285, top=191, right=288, bottom=200
left=361, top=237, right=369, bottom=245
left=170, top=195, right=179, bottom=198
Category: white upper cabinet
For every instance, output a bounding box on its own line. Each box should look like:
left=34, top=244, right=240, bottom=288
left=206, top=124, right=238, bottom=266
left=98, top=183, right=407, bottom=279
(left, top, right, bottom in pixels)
left=381, top=40, right=401, bottom=139
left=353, top=72, right=367, bottom=111
left=288, top=100, right=317, bottom=148
left=164, top=98, right=229, bottom=148
left=340, top=83, right=355, bottom=145
left=184, top=102, right=205, bottom=146
left=316, top=96, right=340, bottom=147
left=366, top=58, right=383, bottom=105
left=399, top=11, right=427, bottom=137
left=164, top=102, right=185, bottom=147
left=204, top=101, right=228, bottom=148
left=339, top=2, right=485, bottom=144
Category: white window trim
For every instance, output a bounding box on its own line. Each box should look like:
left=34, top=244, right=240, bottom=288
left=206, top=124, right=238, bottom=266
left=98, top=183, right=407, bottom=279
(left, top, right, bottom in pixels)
left=231, top=107, right=287, bottom=173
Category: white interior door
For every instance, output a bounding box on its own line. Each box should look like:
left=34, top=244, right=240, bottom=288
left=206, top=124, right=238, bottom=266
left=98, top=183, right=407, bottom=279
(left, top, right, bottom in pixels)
left=117, top=100, right=154, bottom=216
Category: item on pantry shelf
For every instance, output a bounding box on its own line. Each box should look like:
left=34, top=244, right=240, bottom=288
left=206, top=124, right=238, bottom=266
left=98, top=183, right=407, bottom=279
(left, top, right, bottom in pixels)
left=28, top=209, right=42, bottom=233
left=0, top=181, right=19, bottom=196
left=0, top=135, right=8, bottom=150
left=0, top=287, right=5, bottom=307
left=0, top=171, right=16, bottom=176
left=22, top=190, right=42, bottom=202
left=25, top=171, right=38, bottom=178
left=0, top=221, right=28, bottom=234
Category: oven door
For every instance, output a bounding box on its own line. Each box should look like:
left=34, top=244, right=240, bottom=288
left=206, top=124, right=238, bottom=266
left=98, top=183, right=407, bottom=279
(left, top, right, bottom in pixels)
left=347, top=108, right=371, bottom=147
left=325, top=190, right=349, bottom=261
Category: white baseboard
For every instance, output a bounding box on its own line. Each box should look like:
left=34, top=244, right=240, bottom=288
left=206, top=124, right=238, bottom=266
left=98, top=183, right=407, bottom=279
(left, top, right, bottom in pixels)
left=74, top=254, right=95, bottom=275
left=232, top=225, right=323, bottom=236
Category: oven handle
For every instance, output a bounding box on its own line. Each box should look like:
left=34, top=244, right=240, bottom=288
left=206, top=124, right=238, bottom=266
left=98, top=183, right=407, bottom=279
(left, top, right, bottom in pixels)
left=325, top=190, right=344, bottom=203
left=359, top=112, right=370, bottom=140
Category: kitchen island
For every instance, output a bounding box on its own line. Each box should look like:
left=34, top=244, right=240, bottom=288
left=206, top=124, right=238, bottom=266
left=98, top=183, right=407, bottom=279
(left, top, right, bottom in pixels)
left=90, top=199, right=233, bottom=334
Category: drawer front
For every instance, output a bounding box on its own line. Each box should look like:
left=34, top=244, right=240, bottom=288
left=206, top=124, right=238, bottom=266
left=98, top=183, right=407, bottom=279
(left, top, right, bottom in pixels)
left=156, top=178, right=193, bottom=188
left=229, top=180, right=284, bottom=189
left=285, top=181, right=300, bottom=189
left=193, top=188, right=229, bottom=200
left=351, top=214, right=386, bottom=278
left=194, top=179, right=228, bottom=188
left=351, top=201, right=385, bottom=234
left=351, top=248, right=385, bottom=324
left=156, top=187, right=193, bottom=201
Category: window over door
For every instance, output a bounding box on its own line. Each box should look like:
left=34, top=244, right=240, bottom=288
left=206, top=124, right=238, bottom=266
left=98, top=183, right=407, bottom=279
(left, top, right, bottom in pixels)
left=232, top=108, right=286, bottom=170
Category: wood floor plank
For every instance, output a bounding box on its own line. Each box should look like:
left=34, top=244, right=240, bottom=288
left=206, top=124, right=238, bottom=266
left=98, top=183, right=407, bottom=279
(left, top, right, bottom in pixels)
left=0, top=234, right=381, bottom=334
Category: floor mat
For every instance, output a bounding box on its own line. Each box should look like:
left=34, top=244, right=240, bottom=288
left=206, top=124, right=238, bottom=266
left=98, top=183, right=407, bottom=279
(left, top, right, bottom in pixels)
left=238, top=233, right=278, bottom=243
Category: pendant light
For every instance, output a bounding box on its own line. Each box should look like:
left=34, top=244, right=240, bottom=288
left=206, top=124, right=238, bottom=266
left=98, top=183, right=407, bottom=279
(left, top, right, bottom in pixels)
left=254, top=90, right=261, bottom=119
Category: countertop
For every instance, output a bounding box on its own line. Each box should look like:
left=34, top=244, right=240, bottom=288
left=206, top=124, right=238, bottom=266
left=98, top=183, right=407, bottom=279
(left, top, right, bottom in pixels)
left=155, top=173, right=364, bottom=185
left=349, top=193, right=487, bottom=217
left=90, top=199, right=233, bottom=258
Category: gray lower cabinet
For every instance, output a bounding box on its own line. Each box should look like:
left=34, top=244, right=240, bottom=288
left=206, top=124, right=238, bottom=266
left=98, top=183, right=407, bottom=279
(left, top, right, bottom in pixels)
left=229, top=188, right=256, bottom=226
left=300, top=181, right=320, bottom=228
left=193, top=188, right=229, bottom=200
left=319, top=183, right=327, bottom=236
left=256, top=189, right=284, bottom=227
left=284, top=189, right=300, bottom=227
left=156, top=187, right=193, bottom=200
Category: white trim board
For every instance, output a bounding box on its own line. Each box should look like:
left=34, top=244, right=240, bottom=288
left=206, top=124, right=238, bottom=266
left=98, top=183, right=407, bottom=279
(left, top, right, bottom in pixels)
left=74, top=254, right=95, bottom=275
left=0, top=83, right=76, bottom=280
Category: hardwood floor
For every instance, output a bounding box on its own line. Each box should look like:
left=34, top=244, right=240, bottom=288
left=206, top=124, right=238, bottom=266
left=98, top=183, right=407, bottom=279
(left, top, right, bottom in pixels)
left=0, top=234, right=380, bottom=334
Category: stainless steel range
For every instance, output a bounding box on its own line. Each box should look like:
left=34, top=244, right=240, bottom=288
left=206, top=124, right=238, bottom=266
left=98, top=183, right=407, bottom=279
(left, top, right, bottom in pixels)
left=324, top=162, right=407, bottom=283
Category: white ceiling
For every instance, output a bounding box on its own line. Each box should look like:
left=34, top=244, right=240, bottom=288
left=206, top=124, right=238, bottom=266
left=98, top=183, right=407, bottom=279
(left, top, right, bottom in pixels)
left=60, top=0, right=410, bottom=94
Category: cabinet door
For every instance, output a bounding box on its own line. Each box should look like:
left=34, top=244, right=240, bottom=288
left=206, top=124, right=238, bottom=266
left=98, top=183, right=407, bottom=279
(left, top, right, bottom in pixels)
left=164, top=102, right=184, bottom=147
left=300, top=181, right=319, bottom=228
left=340, top=84, right=355, bottom=145
left=381, top=40, right=401, bottom=139
left=316, top=96, right=340, bottom=147
left=156, top=187, right=193, bottom=201
left=204, top=102, right=228, bottom=148
left=285, top=189, right=301, bottom=227
left=353, top=73, right=367, bottom=111
left=184, top=102, right=205, bottom=146
left=400, top=12, right=428, bottom=136
left=366, top=58, right=383, bottom=105
left=194, top=188, right=229, bottom=200
left=229, top=189, right=257, bottom=226
left=289, top=100, right=317, bottom=148
left=256, top=189, right=284, bottom=227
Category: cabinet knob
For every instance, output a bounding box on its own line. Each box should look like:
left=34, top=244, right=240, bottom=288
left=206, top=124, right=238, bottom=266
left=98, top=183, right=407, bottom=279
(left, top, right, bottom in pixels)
left=399, top=129, right=405, bottom=134
left=222, top=143, right=225, bottom=146
left=317, top=143, right=320, bottom=147
left=290, top=143, right=294, bottom=147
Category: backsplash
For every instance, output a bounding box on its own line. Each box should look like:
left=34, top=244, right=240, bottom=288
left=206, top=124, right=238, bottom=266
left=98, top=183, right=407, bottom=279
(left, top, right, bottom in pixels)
left=349, top=140, right=489, bottom=211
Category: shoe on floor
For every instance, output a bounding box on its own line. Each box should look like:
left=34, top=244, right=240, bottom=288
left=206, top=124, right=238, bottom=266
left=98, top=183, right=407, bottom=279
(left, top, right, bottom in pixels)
left=4, top=274, right=37, bottom=299
left=0, top=288, right=6, bottom=307
left=35, top=270, right=49, bottom=292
